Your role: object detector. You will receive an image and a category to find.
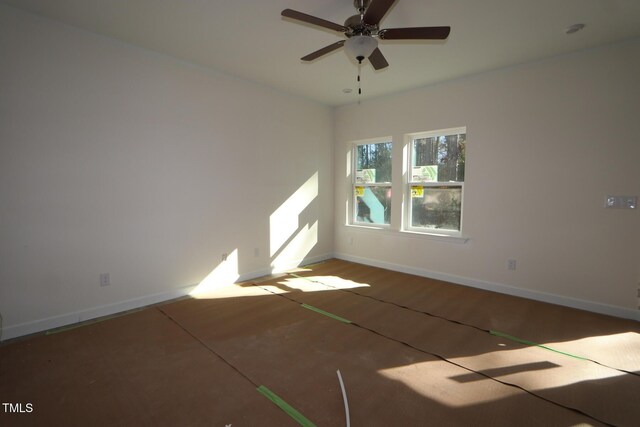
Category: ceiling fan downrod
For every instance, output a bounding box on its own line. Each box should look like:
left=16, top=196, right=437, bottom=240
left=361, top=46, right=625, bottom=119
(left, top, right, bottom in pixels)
left=355, top=0, right=370, bottom=15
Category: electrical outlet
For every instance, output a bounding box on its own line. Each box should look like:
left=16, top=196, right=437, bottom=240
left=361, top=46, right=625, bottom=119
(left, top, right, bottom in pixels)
left=221, top=253, right=228, bottom=262
left=605, top=195, right=637, bottom=209
left=99, top=273, right=110, bottom=287
left=254, top=247, right=260, bottom=257
left=507, top=259, right=517, bottom=271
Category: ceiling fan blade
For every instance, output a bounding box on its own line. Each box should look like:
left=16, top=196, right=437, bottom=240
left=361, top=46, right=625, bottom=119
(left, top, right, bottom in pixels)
left=379, top=26, right=451, bottom=40
left=282, top=9, right=347, bottom=32
left=301, top=40, right=346, bottom=61
left=368, top=47, right=389, bottom=70
left=363, top=0, right=397, bottom=25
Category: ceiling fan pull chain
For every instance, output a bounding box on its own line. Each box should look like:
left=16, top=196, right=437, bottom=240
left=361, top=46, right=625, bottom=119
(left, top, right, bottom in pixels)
left=357, top=61, right=362, bottom=97
left=356, top=61, right=363, bottom=105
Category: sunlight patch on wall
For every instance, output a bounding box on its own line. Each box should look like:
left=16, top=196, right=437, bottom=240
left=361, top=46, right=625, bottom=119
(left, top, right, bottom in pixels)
left=190, top=249, right=239, bottom=299
left=269, top=172, right=318, bottom=257
left=271, top=221, right=318, bottom=274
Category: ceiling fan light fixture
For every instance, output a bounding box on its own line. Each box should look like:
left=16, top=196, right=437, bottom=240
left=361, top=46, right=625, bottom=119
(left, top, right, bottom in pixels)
left=344, top=35, right=378, bottom=62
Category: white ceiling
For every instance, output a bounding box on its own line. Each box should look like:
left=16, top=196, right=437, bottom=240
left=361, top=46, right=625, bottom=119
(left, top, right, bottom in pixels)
left=3, top=0, right=640, bottom=106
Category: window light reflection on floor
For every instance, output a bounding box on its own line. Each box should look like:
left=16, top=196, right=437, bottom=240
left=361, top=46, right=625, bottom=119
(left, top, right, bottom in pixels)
left=191, top=270, right=369, bottom=299
left=260, top=275, right=370, bottom=294
left=378, top=343, right=629, bottom=408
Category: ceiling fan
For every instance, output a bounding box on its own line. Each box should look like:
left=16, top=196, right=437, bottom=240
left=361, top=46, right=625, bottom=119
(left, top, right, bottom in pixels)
left=281, top=0, right=451, bottom=70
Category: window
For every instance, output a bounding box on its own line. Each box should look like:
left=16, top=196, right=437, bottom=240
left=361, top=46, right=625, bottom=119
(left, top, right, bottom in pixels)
left=353, top=140, right=392, bottom=226
left=347, top=128, right=467, bottom=240
left=406, top=128, right=466, bottom=235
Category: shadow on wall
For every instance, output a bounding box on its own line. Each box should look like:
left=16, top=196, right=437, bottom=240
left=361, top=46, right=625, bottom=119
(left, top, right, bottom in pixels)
left=190, top=172, right=319, bottom=297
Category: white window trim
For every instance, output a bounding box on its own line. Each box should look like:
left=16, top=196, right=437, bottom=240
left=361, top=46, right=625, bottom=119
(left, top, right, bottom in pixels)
left=403, top=127, right=467, bottom=238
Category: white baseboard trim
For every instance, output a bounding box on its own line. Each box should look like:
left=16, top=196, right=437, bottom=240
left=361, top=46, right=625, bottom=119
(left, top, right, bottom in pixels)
left=1, top=252, right=335, bottom=342
left=334, top=252, right=639, bottom=321
left=1, top=286, right=196, bottom=341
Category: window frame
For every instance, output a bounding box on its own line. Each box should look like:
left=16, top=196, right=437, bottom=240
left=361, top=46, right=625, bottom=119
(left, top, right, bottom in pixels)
left=404, top=127, right=467, bottom=237
left=351, top=139, right=393, bottom=228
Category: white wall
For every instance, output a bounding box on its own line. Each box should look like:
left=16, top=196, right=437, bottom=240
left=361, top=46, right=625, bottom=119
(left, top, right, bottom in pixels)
left=0, top=5, right=334, bottom=339
left=334, top=38, right=640, bottom=319
left=1, top=5, right=637, bottom=342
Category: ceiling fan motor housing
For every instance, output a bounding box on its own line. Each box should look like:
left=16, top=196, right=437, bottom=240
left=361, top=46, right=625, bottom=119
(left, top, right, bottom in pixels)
left=344, top=15, right=379, bottom=37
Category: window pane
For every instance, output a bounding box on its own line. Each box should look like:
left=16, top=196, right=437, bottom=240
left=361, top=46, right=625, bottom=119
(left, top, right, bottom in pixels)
left=412, top=134, right=465, bottom=182
left=356, top=142, right=392, bottom=183
left=355, top=186, right=391, bottom=225
left=411, top=186, right=462, bottom=231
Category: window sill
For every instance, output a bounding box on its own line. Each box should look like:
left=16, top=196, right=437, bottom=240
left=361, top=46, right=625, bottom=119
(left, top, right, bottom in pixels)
left=400, top=230, right=470, bottom=244
left=349, top=223, right=391, bottom=231
left=345, top=224, right=470, bottom=244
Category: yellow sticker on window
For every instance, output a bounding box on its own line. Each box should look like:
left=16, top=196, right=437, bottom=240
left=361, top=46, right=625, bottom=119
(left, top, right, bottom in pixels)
left=355, top=186, right=364, bottom=197
left=411, top=186, right=424, bottom=198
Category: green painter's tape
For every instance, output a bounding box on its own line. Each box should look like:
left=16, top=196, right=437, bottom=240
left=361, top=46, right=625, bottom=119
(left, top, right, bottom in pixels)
left=490, top=330, right=589, bottom=361
left=257, top=385, right=316, bottom=427
left=301, top=304, right=352, bottom=324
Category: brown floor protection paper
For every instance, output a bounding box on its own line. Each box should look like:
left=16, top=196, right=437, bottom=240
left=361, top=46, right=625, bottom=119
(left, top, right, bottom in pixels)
left=0, top=308, right=293, bottom=426
left=1, top=259, right=638, bottom=426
